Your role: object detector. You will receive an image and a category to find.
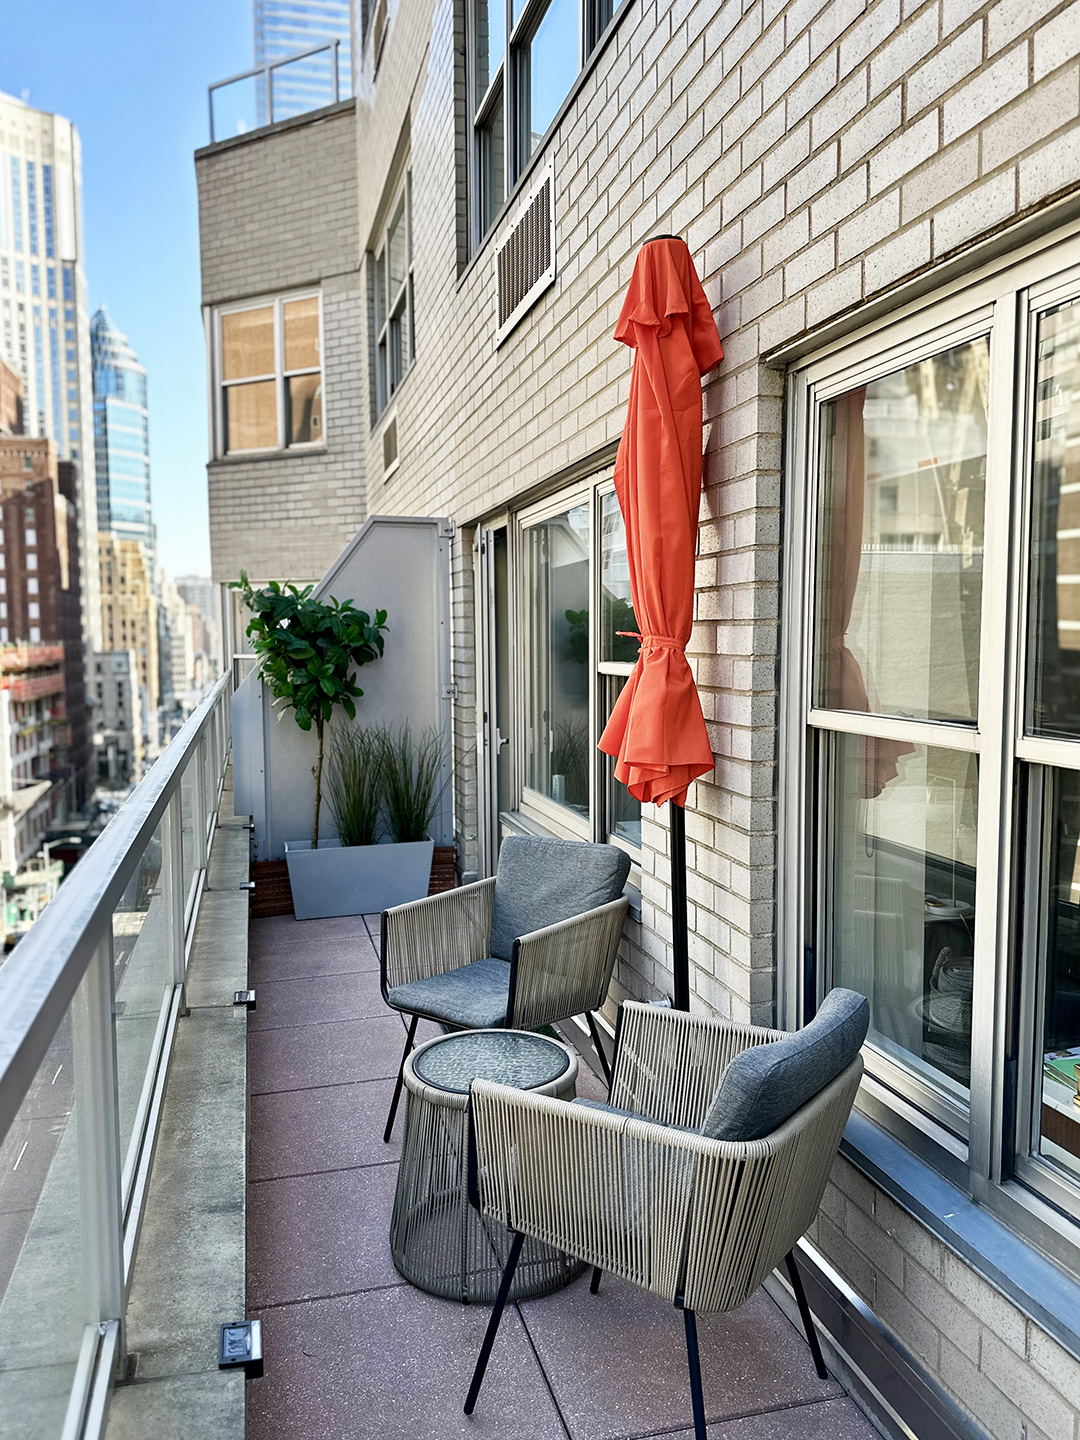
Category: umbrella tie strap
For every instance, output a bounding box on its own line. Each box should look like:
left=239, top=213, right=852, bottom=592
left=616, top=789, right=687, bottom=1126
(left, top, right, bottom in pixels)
left=617, top=631, right=684, bottom=651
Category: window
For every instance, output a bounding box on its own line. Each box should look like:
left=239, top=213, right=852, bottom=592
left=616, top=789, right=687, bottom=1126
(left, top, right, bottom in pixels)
left=467, top=0, right=616, bottom=245
left=781, top=235, right=1080, bottom=1270
left=214, top=292, right=323, bottom=456
left=372, top=175, right=414, bottom=419
left=514, top=473, right=641, bottom=855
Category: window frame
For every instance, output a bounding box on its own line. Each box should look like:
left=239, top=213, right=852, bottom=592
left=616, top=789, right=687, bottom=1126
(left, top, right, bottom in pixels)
left=779, top=227, right=1080, bottom=1276
left=465, top=0, right=616, bottom=251
left=211, top=288, right=324, bottom=460
left=372, top=171, right=415, bottom=422
left=511, top=471, right=642, bottom=863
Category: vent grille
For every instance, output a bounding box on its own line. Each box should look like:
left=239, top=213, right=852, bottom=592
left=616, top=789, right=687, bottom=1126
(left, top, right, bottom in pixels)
left=495, top=165, right=555, bottom=346
left=382, top=413, right=398, bottom=476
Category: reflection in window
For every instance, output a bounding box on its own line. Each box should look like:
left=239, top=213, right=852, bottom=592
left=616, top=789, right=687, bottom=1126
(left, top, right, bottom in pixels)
left=600, top=490, right=637, bottom=663
left=829, top=735, right=977, bottom=1104
left=815, top=340, right=989, bottom=725
left=1034, top=770, right=1080, bottom=1183
left=526, top=0, right=579, bottom=159
left=524, top=504, right=590, bottom=818
left=1029, top=300, right=1080, bottom=739
left=373, top=175, right=414, bottom=417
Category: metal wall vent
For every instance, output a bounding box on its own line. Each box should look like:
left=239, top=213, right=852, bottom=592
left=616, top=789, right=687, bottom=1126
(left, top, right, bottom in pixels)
left=382, top=412, right=399, bottom=478
left=495, top=165, right=556, bottom=346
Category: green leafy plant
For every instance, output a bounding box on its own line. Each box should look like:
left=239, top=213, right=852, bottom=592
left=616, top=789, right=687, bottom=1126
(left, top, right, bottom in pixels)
left=325, top=725, right=385, bottom=847
left=382, top=726, right=447, bottom=843
left=233, top=573, right=388, bottom=848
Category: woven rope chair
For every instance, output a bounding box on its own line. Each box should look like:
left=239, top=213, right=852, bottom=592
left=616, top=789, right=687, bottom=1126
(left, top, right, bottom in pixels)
left=380, top=836, right=630, bottom=1141
left=463, top=999, right=865, bottom=1439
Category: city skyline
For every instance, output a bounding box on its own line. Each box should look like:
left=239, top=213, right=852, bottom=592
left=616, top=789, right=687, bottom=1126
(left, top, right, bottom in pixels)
left=0, top=0, right=253, bottom=578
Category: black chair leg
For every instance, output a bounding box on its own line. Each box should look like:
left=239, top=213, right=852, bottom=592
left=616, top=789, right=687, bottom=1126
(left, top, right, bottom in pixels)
left=383, top=1013, right=419, bottom=1143
left=585, top=1011, right=612, bottom=1088
left=785, top=1250, right=828, bottom=1380
left=682, top=1307, right=707, bottom=1440
left=589, top=1266, right=602, bottom=1294
left=464, top=1230, right=525, bottom=1415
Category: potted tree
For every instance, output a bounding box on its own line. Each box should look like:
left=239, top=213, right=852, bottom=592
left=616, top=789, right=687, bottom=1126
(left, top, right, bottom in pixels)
left=234, top=574, right=389, bottom=919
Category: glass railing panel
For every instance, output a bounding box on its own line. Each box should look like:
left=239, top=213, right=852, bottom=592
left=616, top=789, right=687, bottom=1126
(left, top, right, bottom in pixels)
left=181, top=763, right=198, bottom=921
left=113, top=816, right=173, bottom=1191
left=0, top=999, right=87, bottom=1438
left=210, top=74, right=259, bottom=141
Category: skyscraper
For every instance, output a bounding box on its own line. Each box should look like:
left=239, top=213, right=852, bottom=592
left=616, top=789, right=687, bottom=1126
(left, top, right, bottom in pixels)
left=90, top=307, right=152, bottom=547
left=254, top=1, right=352, bottom=124
left=0, top=90, right=101, bottom=653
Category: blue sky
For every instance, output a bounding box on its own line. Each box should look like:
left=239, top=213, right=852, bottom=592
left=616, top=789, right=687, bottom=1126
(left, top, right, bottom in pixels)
left=1, top=0, right=253, bottom=578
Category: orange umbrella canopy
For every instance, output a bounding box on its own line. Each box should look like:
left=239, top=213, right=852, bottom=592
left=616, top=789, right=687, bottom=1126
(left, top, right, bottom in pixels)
left=598, top=238, right=723, bottom=808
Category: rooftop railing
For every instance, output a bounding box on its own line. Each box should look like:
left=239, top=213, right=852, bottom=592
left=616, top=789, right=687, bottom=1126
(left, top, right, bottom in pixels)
left=207, top=39, right=346, bottom=144
left=0, top=672, right=232, bottom=1439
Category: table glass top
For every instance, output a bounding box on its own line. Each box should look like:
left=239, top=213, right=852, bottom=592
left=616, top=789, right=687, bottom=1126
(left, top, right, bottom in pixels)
left=412, top=1030, right=571, bottom=1094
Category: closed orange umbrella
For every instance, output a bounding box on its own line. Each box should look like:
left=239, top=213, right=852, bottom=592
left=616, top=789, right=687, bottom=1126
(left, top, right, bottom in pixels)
left=598, top=236, right=722, bottom=1006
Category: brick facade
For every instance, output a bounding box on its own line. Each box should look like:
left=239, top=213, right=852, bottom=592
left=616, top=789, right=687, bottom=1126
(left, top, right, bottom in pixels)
left=196, top=101, right=366, bottom=586
left=347, top=1, right=1080, bottom=1436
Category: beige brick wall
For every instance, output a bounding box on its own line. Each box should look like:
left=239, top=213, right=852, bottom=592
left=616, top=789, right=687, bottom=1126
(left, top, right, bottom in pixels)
left=348, top=0, right=1080, bottom=1433
left=813, top=1160, right=1080, bottom=1440
left=196, top=104, right=365, bottom=584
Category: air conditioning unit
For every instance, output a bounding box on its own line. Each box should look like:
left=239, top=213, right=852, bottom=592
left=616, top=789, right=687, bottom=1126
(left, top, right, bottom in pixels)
left=495, top=163, right=555, bottom=347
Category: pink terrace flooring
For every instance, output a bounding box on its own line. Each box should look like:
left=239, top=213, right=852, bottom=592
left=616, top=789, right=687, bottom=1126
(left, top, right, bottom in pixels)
left=244, top=912, right=880, bottom=1440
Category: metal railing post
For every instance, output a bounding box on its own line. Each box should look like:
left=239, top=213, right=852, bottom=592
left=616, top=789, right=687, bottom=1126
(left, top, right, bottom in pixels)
left=208, top=85, right=216, bottom=144
left=72, top=931, right=125, bottom=1362
left=265, top=61, right=273, bottom=124
left=163, top=793, right=187, bottom=1004
left=332, top=39, right=340, bottom=102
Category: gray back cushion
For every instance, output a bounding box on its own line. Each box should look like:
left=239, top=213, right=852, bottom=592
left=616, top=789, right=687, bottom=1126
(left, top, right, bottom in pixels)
left=701, top=988, right=869, bottom=1142
left=489, top=837, right=631, bottom=961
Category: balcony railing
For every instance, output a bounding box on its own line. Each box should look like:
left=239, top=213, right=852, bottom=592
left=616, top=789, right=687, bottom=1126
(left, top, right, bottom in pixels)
left=0, top=671, right=232, bottom=1437
left=207, top=39, right=345, bottom=143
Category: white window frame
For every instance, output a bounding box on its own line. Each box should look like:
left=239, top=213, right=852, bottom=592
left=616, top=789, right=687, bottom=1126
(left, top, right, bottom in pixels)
left=512, top=472, right=642, bottom=862
left=779, top=221, right=1080, bottom=1275
left=372, top=172, right=414, bottom=421
left=211, top=289, right=324, bottom=459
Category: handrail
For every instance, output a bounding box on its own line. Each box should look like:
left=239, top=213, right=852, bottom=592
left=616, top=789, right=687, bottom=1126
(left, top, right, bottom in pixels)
left=0, top=670, right=230, bottom=1141
left=207, top=39, right=342, bottom=143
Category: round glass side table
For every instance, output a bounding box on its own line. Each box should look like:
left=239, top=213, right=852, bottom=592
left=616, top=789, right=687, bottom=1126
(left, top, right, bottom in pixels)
left=390, top=1028, right=583, bottom=1303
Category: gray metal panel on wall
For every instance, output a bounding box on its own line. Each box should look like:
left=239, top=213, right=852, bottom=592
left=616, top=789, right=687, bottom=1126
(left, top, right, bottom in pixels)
left=252, top=515, right=454, bottom=860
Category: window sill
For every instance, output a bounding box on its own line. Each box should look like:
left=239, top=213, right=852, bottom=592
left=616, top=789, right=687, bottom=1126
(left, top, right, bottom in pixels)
left=209, top=446, right=327, bottom=467
left=843, top=1107, right=1080, bottom=1366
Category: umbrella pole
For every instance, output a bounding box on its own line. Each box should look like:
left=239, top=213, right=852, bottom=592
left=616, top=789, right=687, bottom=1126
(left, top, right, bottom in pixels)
left=670, top=800, right=690, bottom=1010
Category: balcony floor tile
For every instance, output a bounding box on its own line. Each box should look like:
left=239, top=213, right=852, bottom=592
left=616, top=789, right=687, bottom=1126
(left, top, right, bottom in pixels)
left=248, top=1015, right=410, bottom=1094
left=249, top=1078, right=402, bottom=1182
left=248, top=1163, right=403, bottom=1307
left=248, top=1285, right=570, bottom=1440
left=248, top=969, right=389, bottom=1032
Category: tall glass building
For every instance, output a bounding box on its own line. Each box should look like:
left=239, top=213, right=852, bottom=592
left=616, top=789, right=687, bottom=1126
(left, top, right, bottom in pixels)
left=90, top=308, right=153, bottom=548
left=0, top=90, right=101, bottom=651
left=254, top=1, right=352, bottom=124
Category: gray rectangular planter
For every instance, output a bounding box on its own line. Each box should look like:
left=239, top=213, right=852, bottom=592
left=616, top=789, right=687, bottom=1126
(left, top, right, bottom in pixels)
left=284, top=837, right=436, bottom=920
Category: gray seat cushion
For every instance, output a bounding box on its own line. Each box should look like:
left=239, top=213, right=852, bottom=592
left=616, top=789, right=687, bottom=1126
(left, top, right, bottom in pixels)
left=386, top=957, right=510, bottom=1029
left=490, top=837, right=631, bottom=961
left=701, top=988, right=869, bottom=1143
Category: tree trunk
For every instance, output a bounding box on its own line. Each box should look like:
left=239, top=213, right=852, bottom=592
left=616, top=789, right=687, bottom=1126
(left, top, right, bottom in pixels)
left=311, top=716, right=325, bottom=850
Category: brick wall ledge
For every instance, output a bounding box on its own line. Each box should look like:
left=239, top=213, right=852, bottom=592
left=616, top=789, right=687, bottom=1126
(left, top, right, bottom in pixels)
left=841, top=1109, right=1080, bottom=1372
